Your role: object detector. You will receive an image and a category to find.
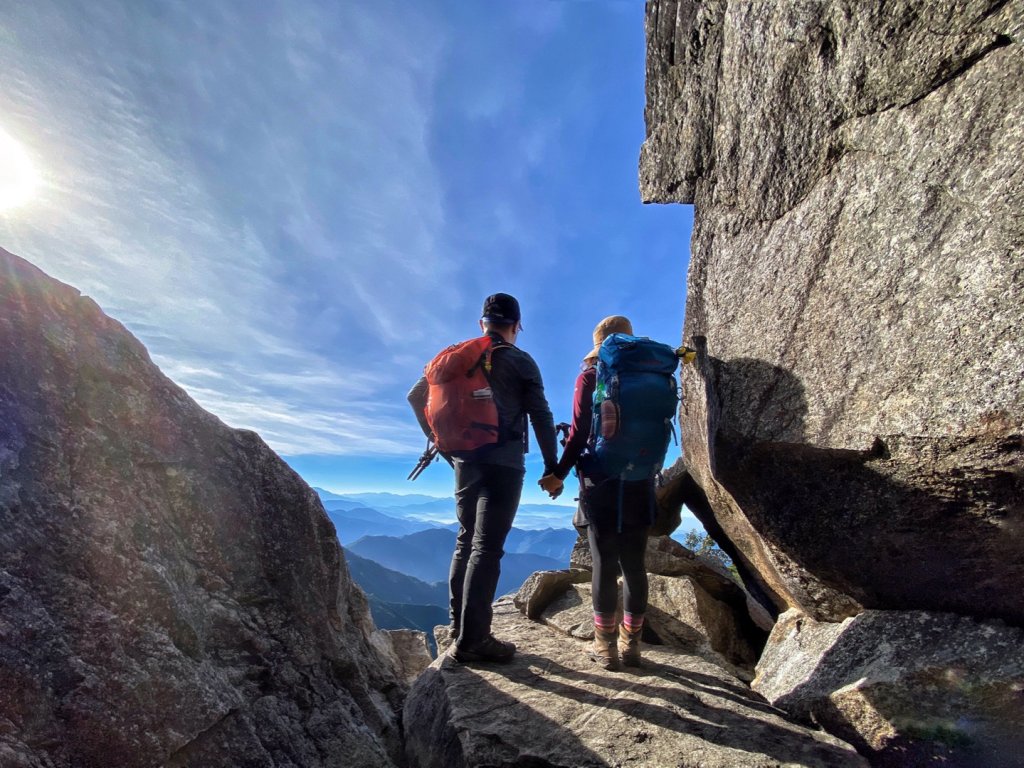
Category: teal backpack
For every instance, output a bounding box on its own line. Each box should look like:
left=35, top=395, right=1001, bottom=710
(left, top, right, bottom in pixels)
left=591, top=333, right=680, bottom=485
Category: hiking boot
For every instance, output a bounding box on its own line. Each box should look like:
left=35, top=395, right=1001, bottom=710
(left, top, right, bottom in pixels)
left=590, top=627, right=620, bottom=670
left=618, top=624, right=642, bottom=667
left=453, top=635, right=516, bottom=663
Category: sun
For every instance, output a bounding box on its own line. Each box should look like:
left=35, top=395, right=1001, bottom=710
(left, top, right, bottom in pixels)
left=0, top=128, right=40, bottom=211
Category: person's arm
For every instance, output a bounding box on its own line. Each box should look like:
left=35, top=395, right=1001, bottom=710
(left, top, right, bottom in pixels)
left=407, top=375, right=432, bottom=440
left=554, top=367, right=595, bottom=480
left=519, top=355, right=559, bottom=473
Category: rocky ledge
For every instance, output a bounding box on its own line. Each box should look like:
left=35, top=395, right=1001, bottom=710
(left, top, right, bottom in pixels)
left=405, top=598, right=866, bottom=768
left=754, top=609, right=1024, bottom=767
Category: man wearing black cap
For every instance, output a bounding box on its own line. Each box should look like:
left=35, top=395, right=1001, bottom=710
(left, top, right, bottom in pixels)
left=408, top=293, right=559, bottom=662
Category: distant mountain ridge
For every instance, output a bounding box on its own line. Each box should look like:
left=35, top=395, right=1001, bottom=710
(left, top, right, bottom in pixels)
left=344, top=550, right=447, bottom=608
left=322, top=490, right=577, bottom=646
left=347, top=528, right=563, bottom=597
left=504, top=527, right=578, bottom=561
left=325, top=505, right=441, bottom=544
left=366, top=598, right=447, bottom=652
left=344, top=550, right=449, bottom=656
left=348, top=529, right=460, bottom=583
left=327, top=490, right=579, bottom=649
left=337, top=491, right=447, bottom=507
left=312, top=487, right=348, bottom=500
left=315, top=489, right=578, bottom=530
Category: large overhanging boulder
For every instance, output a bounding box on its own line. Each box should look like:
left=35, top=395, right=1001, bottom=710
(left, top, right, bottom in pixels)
left=642, top=1, right=1024, bottom=623
left=0, top=249, right=413, bottom=767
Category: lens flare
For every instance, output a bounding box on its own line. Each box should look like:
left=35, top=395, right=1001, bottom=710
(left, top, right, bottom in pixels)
left=0, top=128, right=40, bottom=211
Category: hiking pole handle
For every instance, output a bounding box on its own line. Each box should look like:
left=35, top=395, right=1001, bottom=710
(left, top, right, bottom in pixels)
left=407, top=444, right=437, bottom=481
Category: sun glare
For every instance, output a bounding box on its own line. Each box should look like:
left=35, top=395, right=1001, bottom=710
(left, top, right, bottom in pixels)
left=0, top=128, right=40, bottom=212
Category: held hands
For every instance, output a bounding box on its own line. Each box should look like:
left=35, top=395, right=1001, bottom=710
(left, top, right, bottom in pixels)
left=538, top=473, right=564, bottom=500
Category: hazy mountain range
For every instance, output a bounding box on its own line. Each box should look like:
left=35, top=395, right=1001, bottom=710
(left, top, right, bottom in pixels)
left=318, top=489, right=706, bottom=657
left=323, top=504, right=444, bottom=544
left=318, top=489, right=580, bottom=653
left=344, top=550, right=449, bottom=652
left=344, top=550, right=448, bottom=607
left=316, top=489, right=580, bottom=530
left=346, top=527, right=568, bottom=592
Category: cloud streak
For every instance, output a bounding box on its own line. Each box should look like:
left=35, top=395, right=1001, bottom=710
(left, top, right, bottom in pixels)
left=0, top=0, right=461, bottom=456
left=0, top=0, right=691, bottom=489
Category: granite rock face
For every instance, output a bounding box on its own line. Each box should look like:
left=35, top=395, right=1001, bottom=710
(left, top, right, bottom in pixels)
left=646, top=573, right=761, bottom=676
left=405, top=598, right=866, bottom=768
left=0, top=250, right=411, bottom=767
left=642, top=0, right=1024, bottom=623
left=754, top=609, right=1024, bottom=766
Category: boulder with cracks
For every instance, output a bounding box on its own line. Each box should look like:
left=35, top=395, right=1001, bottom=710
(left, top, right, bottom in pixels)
left=642, top=0, right=1024, bottom=625
left=753, top=609, right=1024, bottom=766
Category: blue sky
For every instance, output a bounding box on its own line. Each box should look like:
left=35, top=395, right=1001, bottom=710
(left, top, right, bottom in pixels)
left=0, top=1, right=693, bottom=505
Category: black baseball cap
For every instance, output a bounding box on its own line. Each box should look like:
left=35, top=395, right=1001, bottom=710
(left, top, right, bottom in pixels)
left=481, top=293, right=521, bottom=325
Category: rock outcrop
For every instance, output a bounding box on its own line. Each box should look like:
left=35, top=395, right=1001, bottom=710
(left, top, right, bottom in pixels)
left=754, top=609, right=1024, bottom=766
left=512, top=568, right=590, bottom=621
left=405, top=598, right=866, bottom=768
left=0, top=249, right=414, bottom=767
left=372, top=629, right=434, bottom=687
left=641, top=0, right=1024, bottom=624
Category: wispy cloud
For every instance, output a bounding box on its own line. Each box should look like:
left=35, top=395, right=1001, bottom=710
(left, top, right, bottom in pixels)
left=0, top=0, right=460, bottom=456
left=0, top=0, right=687, bottom=481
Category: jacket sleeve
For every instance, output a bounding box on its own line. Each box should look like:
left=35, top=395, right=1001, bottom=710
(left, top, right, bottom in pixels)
left=518, top=354, right=559, bottom=473
left=407, top=375, right=432, bottom=440
left=555, top=367, right=595, bottom=480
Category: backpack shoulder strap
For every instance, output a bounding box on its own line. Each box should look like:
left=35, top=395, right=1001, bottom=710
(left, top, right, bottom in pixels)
left=463, top=335, right=495, bottom=378
left=480, top=335, right=514, bottom=375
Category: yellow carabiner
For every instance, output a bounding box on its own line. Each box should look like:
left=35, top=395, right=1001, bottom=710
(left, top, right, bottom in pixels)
left=676, top=346, right=697, bottom=365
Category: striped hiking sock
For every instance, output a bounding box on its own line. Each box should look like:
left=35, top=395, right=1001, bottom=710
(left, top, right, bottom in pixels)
left=623, top=612, right=644, bottom=634
left=593, top=612, right=617, bottom=633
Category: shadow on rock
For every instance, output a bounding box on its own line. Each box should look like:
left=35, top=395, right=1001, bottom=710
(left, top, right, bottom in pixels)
left=688, top=337, right=1024, bottom=625
left=486, top=651, right=864, bottom=766
left=404, top=663, right=612, bottom=768
left=404, top=599, right=864, bottom=766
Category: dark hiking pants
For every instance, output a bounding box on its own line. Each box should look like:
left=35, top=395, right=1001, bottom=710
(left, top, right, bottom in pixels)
left=588, top=523, right=649, bottom=616
left=582, top=477, right=652, bottom=617
left=450, top=461, right=524, bottom=647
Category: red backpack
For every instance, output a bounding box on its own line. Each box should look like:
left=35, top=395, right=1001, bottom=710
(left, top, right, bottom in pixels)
left=423, top=336, right=506, bottom=455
